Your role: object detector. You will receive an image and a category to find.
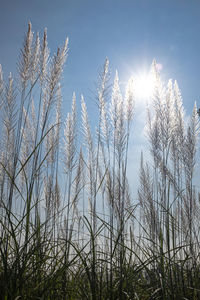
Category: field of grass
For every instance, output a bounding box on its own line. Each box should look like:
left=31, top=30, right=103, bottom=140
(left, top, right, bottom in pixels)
left=0, top=24, right=200, bottom=300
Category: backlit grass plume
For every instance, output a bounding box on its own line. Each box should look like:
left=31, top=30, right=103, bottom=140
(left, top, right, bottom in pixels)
left=0, top=24, right=200, bottom=300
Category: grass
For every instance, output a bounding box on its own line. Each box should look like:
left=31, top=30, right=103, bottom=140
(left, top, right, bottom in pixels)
left=0, top=23, right=200, bottom=300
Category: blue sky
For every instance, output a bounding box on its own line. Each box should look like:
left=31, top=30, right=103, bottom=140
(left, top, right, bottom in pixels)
left=0, top=0, right=200, bottom=113
left=0, top=0, right=200, bottom=194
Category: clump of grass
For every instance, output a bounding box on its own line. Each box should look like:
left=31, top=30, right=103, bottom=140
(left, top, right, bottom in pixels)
left=0, top=24, right=200, bottom=300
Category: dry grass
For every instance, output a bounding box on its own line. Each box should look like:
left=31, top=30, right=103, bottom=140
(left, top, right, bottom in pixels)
left=0, top=24, right=200, bottom=300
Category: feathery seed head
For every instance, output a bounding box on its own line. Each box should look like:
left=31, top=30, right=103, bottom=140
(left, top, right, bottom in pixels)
left=63, top=112, right=74, bottom=172
left=46, top=126, right=56, bottom=164
left=30, top=33, right=40, bottom=84
left=71, top=92, right=77, bottom=127
left=40, top=28, right=49, bottom=83
left=81, top=95, right=94, bottom=171
left=63, top=93, right=77, bottom=173
left=19, top=22, right=33, bottom=85
left=48, top=38, right=68, bottom=94
left=55, top=83, right=62, bottom=136
left=110, top=70, right=122, bottom=124
left=125, top=76, right=135, bottom=122
left=101, top=57, right=109, bottom=92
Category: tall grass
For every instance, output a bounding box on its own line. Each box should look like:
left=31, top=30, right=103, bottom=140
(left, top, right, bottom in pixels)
left=0, top=24, right=200, bottom=300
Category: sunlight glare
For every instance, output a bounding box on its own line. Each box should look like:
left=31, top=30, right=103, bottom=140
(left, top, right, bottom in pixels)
left=135, top=72, right=156, bottom=100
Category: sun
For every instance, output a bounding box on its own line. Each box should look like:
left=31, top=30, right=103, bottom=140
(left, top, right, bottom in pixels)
left=134, top=71, right=156, bottom=100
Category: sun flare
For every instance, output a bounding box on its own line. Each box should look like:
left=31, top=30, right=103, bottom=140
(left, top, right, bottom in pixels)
left=135, top=72, right=156, bottom=100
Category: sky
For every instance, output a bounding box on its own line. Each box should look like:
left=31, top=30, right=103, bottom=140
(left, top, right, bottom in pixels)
left=0, top=0, right=200, bottom=195
left=0, top=0, right=200, bottom=109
